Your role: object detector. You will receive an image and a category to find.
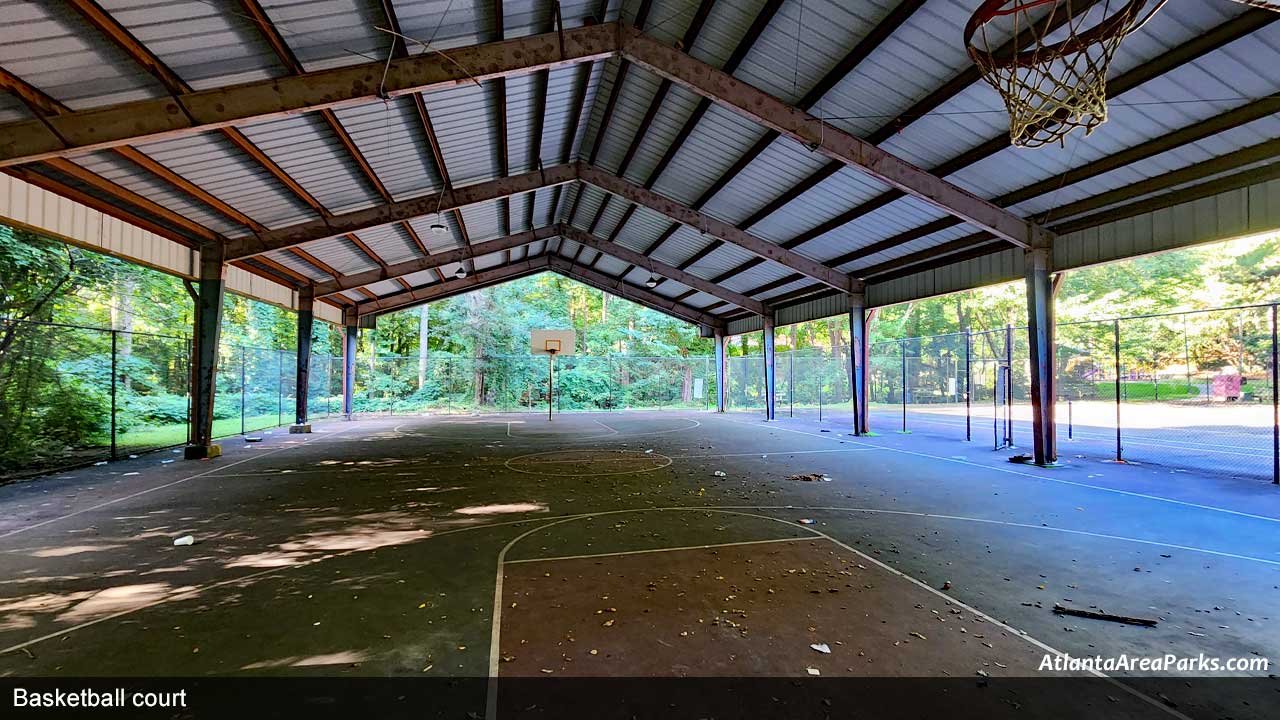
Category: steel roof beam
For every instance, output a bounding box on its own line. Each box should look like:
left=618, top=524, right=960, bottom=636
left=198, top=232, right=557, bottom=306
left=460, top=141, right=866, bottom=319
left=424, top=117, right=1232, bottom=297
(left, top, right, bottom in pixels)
left=315, top=226, right=560, bottom=297
left=547, top=256, right=724, bottom=329
left=224, top=164, right=578, bottom=260
left=576, top=164, right=853, bottom=292
left=359, top=256, right=550, bottom=316
left=558, top=224, right=766, bottom=315
left=0, top=23, right=619, bottom=167
left=617, top=26, right=1048, bottom=249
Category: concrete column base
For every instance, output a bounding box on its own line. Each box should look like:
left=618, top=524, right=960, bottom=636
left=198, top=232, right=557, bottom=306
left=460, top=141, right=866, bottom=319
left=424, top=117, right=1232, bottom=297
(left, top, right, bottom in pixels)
left=289, top=424, right=312, bottom=434
left=183, top=444, right=222, bottom=460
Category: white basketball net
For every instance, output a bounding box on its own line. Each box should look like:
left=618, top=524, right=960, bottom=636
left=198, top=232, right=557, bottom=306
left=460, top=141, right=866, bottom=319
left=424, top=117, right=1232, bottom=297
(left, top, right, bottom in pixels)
left=967, top=0, right=1162, bottom=149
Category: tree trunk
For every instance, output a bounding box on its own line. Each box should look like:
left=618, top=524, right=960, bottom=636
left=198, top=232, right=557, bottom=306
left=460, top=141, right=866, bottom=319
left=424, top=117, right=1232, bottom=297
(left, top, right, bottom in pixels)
left=681, top=363, right=693, bottom=403
left=417, top=305, right=430, bottom=389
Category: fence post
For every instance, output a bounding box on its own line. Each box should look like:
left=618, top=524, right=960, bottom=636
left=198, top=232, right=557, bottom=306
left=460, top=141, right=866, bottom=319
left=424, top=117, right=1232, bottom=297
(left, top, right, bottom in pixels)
left=110, top=330, right=118, bottom=460
left=1113, top=319, right=1123, bottom=462
left=277, top=349, right=284, bottom=426
left=240, top=345, right=246, bottom=436
left=1004, top=323, right=1013, bottom=446
left=1272, top=304, right=1278, bottom=485
left=788, top=351, right=794, bottom=417
left=900, top=339, right=907, bottom=433
left=964, top=329, right=972, bottom=442
left=818, top=381, right=823, bottom=422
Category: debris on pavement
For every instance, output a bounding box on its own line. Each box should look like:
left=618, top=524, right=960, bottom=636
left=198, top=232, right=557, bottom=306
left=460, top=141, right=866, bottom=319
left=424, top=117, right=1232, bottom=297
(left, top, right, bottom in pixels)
left=797, top=519, right=816, bottom=525
left=786, top=473, right=831, bottom=482
left=806, top=667, right=821, bottom=676
left=810, top=643, right=831, bottom=654
left=173, top=535, right=195, bottom=546
left=713, top=471, right=727, bottom=477
left=1052, top=604, right=1157, bottom=627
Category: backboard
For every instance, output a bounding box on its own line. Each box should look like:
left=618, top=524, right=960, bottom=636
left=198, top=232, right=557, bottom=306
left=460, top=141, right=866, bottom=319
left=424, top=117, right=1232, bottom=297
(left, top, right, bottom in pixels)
left=531, top=329, right=576, bottom=356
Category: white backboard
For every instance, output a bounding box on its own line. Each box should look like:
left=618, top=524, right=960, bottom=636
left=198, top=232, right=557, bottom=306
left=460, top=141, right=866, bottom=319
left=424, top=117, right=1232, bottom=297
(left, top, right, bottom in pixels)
left=531, top=329, right=576, bottom=356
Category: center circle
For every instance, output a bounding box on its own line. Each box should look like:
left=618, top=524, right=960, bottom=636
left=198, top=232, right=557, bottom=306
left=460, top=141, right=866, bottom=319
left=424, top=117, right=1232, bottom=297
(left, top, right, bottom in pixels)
left=504, top=449, right=672, bottom=477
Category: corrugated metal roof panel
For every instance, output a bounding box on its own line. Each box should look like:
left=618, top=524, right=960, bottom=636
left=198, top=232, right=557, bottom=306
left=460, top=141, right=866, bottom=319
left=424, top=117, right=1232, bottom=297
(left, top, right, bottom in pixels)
left=650, top=102, right=770, bottom=206
left=717, top=259, right=792, bottom=294
left=699, top=138, right=833, bottom=235
left=458, top=200, right=506, bottom=243
left=813, top=0, right=976, bottom=141
left=422, top=80, right=500, bottom=186
left=236, top=113, right=383, bottom=215
left=97, top=0, right=285, bottom=89
left=0, top=1, right=165, bottom=109
left=543, top=61, right=604, bottom=165
left=734, top=0, right=900, bottom=107
left=590, top=65, right=667, bottom=175
left=302, top=235, right=379, bottom=275
left=0, top=91, right=30, bottom=123
left=257, top=0, right=385, bottom=72
left=132, top=133, right=316, bottom=229
left=354, top=222, right=421, bottom=265
left=505, top=72, right=540, bottom=176
left=1013, top=116, right=1280, bottom=221
left=270, top=250, right=332, bottom=282
left=68, top=151, right=245, bottom=237
left=332, top=99, right=444, bottom=201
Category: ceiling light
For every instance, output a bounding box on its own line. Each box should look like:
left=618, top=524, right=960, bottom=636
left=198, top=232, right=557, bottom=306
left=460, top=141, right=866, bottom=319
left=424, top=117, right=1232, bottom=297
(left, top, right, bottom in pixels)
left=430, top=223, right=448, bottom=235
left=454, top=266, right=467, bottom=279
left=645, top=276, right=659, bottom=288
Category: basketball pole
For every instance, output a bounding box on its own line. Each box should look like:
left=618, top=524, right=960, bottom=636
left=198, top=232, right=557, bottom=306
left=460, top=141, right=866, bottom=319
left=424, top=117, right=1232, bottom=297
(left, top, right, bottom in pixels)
left=547, top=349, right=557, bottom=421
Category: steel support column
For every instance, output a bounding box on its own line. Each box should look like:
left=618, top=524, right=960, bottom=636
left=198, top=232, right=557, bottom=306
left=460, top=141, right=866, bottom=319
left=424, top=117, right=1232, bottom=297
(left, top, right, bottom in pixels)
left=715, top=330, right=727, bottom=413
left=763, top=315, right=776, bottom=421
left=185, top=243, right=226, bottom=459
left=848, top=289, right=869, bottom=436
left=1025, top=245, right=1057, bottom=465
left=342, top=311, right=358, bottom=420
left=292, top=287, right=314, bottom=433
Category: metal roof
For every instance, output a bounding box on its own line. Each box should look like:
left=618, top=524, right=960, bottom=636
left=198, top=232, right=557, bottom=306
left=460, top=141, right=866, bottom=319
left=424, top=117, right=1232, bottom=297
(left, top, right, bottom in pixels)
left=1, top=0, right=1276, bottom=325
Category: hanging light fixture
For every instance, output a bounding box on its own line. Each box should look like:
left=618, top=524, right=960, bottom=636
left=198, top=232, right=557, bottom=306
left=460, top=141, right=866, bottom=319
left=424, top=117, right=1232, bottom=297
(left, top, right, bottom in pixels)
left=645, top=276, right=658, bottom=288
left=430, top=222, right=449, bottom=235
left=454, top=266, right=467, bottom=279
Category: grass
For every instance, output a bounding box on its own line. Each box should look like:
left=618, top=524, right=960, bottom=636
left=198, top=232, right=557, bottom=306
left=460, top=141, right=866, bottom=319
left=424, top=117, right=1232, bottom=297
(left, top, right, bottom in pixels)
left=117, top=414, right=287, bottom=451
left=1093, top=381, right=1201, bottom=401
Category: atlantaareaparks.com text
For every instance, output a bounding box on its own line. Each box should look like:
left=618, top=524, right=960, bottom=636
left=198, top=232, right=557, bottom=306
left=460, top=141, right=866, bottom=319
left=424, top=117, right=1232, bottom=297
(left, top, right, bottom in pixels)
left=1040, top=653, right=1270, bottom=673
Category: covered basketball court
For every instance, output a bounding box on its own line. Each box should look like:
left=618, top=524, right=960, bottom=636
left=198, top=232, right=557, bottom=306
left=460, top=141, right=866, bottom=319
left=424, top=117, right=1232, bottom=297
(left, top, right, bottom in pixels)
left=1, top=0, right=1279, bottom=717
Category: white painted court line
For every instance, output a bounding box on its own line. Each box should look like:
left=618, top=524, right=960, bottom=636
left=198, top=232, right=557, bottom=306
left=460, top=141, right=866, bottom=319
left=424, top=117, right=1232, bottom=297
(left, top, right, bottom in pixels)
left=0, top=425, right=360, bottom=541
left=484, top=506, right=1189, bottom=720
left=711, top=505, right=1280, bottom=568
left=504, top=536, right=810, bottom=565
left=726, top=418, right=1280, bottom=524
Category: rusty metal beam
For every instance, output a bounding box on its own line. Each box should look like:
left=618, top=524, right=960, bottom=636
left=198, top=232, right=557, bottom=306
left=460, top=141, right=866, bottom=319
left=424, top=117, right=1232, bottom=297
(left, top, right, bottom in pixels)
left=0, top=23, right=619, bottom=167
left=225, top=164, right=577, bottom=260
left=1, top=66, right=267, bottom=235
left=359, top=256, right=550, bottom=315
left=618, top=27, right=1047, bottom=249
left=576, top=163, right=852, bottom=292
left=315, top=225, right=560, bottom=297
left=547, top=256, right=724, bottom=328
left=558, top=224, right=766, bottom=315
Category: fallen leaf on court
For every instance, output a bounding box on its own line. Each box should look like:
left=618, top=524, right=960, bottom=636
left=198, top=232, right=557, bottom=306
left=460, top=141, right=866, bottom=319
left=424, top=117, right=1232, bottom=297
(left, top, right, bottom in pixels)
left=806, top=667, right=821, bottom=676
left=909, top=632, right=927, bottom=641
left=810, top=643, right=831, bottom=654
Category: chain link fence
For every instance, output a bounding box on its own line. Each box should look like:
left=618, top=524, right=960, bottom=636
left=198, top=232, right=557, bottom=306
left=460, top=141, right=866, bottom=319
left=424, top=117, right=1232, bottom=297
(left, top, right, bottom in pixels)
left=354, top=354, right=716, bottom=414
left=0, top=319, right=350, bottom=480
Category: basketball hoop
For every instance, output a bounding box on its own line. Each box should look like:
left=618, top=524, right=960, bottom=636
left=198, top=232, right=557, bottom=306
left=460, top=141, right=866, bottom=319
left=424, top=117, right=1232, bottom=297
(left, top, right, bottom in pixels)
left=965, top=0, right=1166, bottom=148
